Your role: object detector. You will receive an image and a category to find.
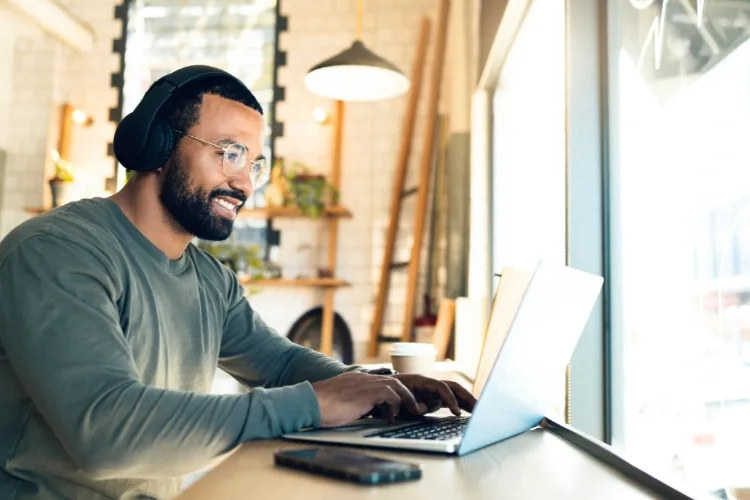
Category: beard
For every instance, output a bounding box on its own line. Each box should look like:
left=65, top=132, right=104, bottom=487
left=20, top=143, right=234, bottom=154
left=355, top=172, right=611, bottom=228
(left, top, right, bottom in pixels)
left=159, top=152, right=246, bottom=241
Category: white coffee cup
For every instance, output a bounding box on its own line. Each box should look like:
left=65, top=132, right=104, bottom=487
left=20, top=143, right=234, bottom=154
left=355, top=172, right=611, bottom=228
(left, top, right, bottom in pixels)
left=389, top=342, right=437, bottom=374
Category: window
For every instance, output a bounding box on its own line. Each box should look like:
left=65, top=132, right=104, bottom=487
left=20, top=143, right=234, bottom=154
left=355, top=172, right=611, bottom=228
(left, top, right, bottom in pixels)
left=490, top=0, right=566, bottom=279
left=490, top=0, right=566, bottom=416
left=613, top=0, right=750, bottom=495
left=121, top=0, right=277, bottom=189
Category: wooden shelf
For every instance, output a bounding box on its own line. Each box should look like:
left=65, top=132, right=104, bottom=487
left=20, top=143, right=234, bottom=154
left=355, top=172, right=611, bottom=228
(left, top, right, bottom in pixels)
left=25, top=205, right=352, bottom=219
left=238, top=205, right=352, bottom=220
left=26, top=205, right=354, bottom=220
left=239, top=277, right=351, bottom=288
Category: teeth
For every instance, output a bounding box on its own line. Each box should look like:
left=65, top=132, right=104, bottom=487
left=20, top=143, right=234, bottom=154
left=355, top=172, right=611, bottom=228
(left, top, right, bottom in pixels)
left=215, top=198, right=236, bottom=211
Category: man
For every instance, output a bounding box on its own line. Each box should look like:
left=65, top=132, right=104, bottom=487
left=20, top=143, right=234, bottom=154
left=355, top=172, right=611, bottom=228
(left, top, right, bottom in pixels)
left=0, top=66, right=475, bottom=499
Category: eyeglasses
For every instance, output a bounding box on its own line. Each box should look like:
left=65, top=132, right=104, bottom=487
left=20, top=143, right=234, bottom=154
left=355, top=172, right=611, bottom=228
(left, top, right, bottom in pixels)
left=173, top=129, right=270, bottom=188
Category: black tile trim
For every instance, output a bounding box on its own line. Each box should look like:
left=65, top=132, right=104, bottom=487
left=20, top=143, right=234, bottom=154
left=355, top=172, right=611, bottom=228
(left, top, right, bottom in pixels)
left=106, top=0, right=130, bottom=192
left=270, top=2, right=288, bottom=164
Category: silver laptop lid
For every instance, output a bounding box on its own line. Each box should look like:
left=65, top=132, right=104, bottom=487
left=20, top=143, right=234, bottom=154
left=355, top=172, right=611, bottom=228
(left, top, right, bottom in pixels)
left=457, top=261, right=603, bottom=456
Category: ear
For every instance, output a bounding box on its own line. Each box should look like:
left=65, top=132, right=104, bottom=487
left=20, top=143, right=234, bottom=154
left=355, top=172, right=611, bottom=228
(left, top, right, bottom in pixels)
left=153, top=162, right=169, bottom=184
left=157, top=166, right=168, bottom=181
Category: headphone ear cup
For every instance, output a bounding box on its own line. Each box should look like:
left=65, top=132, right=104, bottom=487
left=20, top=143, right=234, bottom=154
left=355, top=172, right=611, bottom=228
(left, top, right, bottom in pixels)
left=113, top=115, right=174, bottom=172
left=113, top=113, right=140, bottom=170
left=144, top=117, right=175, bottom=170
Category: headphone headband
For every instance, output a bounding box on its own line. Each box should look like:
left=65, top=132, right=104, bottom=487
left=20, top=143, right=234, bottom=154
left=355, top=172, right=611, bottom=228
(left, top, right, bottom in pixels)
left=113, top=65, right=251, bottom=172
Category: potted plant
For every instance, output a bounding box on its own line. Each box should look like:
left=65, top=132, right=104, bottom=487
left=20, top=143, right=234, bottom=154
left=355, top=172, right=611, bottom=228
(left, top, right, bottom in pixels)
left=49, top=150, right=76, bottom=208
left=198, top=241, right=268, bottom=295
left=285, top=161, right=338, bottom=218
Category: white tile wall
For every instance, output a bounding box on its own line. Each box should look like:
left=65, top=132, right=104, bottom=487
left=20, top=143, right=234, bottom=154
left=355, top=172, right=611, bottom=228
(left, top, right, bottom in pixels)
left=0, top=10, right=59, bottom=236
left=0, top=0, right=121, bottom=237
left=58, top=0, right=120, bottom=199
left=249, top=0, right=443, bottom=359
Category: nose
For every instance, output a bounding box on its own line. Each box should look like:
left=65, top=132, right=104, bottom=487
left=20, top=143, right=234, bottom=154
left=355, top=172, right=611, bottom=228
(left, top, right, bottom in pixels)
left=227, top=166, right=254, bottom=199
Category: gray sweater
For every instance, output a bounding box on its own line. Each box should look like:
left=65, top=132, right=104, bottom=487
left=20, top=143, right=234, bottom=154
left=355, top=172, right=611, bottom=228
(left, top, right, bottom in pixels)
left=0, top=198, right=358, bottom=499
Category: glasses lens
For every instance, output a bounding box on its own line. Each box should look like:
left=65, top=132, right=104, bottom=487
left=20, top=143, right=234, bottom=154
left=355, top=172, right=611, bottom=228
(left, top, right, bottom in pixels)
left=250, top=158, right=270, bottom=188
left=222, top=143, right=247, bottom=176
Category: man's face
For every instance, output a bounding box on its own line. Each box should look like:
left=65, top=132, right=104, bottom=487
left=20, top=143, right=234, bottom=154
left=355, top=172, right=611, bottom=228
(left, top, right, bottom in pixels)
left=160, top=93, right=264, bottom=241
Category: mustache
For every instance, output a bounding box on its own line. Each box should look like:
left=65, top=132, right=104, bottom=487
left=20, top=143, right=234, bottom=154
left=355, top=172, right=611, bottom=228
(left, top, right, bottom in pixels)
left=210, top=189, right=247, bottom=205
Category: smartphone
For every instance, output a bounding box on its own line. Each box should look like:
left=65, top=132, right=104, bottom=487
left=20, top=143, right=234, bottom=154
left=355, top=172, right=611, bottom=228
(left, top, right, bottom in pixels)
left=273, top=447, right=422, bottom=485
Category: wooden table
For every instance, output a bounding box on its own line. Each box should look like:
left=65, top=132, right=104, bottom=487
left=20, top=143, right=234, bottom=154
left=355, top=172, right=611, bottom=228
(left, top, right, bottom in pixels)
left=175, top=427, right=665, bottom=500
left=175, top=363, right=678, bottom=499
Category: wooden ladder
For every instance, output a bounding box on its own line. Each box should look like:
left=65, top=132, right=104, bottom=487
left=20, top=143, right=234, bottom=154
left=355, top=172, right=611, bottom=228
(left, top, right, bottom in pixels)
left=367, top=0, right=450, bottom=358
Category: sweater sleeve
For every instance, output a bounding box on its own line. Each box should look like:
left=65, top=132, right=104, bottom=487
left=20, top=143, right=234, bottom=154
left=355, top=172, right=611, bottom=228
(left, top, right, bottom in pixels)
left=0, top=234, right=318, bottom=480
left=218, top=267, right=363, bottom=390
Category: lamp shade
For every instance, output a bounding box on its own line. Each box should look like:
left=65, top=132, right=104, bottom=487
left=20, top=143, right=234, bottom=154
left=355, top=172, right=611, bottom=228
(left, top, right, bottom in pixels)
left=304, top=40, right=410, bottom=101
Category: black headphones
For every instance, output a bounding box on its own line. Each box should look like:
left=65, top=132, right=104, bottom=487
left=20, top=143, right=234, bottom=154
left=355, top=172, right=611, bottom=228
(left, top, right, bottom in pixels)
left=113, top=65, right=251, bottom=172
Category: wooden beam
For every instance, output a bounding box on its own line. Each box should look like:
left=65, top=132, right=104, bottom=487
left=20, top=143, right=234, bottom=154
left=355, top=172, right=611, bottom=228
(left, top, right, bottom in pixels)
left=367, top=16, right=431, bottom=358
left=402, top=0, right=450, bottom=343
left=5, top=0, right=95, bottom=53
left=319, top=99, right=345, bottom=357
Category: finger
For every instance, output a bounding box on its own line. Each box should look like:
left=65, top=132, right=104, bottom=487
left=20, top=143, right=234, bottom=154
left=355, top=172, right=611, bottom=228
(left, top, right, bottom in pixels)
left=430, top=380, right=462, bottom=416
left=384, top=378, right=426, bottom=415
left=375, top=404, right=392, bottom=424
left=414, top=392, right=442, bottom=414
left=424, top=398, right=442, bottom=414
left=368, top=406, right=384, bottom=419
left=375, top=386, right=401, bottom=423
left=445, top=381, right=477, bottom=412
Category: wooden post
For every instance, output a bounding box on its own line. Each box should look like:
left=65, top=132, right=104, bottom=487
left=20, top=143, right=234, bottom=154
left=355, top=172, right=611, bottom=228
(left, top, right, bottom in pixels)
left=320, top=99, right=345, bottom=356
left=402, top=0, right=450, bottom=343
left=58, top=103, right=74, bottom=160
left=367, top=17, right=431, bottom=358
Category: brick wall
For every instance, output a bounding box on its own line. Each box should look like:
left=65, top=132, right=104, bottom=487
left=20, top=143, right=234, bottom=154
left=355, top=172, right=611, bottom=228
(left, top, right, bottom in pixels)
left=248, top=0, right=449, bottom=359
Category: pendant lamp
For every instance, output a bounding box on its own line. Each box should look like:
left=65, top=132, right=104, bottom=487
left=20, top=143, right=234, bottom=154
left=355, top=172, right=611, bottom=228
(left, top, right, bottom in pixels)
left=304, top=0, right=409, bottom=101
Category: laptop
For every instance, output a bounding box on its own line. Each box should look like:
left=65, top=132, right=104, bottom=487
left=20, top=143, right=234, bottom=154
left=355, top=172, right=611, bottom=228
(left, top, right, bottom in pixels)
left=283, top=261, right=603, bottom=456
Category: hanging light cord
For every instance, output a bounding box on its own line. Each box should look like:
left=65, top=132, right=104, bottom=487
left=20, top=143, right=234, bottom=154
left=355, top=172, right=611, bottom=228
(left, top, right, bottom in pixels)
left=355, top=0, right=363, bottom=40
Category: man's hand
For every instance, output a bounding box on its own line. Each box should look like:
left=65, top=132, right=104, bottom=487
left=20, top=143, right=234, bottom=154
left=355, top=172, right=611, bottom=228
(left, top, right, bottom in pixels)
left=392, top=374, right=477, bottom=417
left=311, top=372, right=429, bottom=427
left=311, top=372, right=478, bottom=428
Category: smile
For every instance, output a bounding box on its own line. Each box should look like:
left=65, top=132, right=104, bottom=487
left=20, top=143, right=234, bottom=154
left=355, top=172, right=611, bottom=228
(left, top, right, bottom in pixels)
left=212, top=196, right=241, bottom=220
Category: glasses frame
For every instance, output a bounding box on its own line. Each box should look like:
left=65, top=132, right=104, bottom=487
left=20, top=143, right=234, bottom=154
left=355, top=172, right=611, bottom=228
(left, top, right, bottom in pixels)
left=172, top=129, right=268, bottom=185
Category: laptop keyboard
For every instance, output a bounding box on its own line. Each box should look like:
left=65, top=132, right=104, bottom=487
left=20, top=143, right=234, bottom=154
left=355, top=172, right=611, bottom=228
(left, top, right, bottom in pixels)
left=368, top=416, right=470, bottom=441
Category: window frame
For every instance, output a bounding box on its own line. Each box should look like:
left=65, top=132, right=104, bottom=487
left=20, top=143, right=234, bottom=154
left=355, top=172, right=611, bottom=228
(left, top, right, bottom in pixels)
left=473, top=0, right=616, bottom=441
left=565, top=0, right=615, bottom=444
